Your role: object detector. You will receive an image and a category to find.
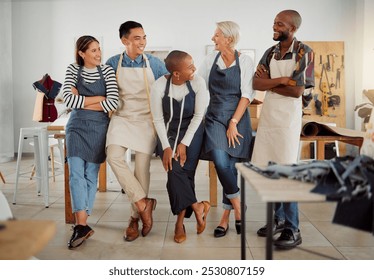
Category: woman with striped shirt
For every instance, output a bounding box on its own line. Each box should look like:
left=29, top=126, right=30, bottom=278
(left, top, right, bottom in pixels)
left=62, top=35, right=119, bottom=249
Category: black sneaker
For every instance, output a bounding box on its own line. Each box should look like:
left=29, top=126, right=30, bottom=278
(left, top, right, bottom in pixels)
left=273, top=228, right=302, bottom=249
left=257, top=219, right=285, bottom=237
left=68, top=225, right=94, bottom=249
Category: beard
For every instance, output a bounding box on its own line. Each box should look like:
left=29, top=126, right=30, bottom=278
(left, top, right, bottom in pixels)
left=273, top=31, right=289, bottom=42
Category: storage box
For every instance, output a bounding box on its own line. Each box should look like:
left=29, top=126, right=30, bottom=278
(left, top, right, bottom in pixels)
left=248, top=90, right=265, bottom=118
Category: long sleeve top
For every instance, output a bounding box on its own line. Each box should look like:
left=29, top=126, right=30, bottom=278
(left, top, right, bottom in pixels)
left=62, top=63, right=119, bottom=113
left=106, top=52, right=168, bottom=80
left=150, top=75, right=208, bottom=149
left=198, top=51, right=255, bottom=101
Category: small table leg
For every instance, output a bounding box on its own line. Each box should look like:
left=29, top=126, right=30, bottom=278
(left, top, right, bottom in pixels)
left=63, top=142, right=74, bottom=224
left=240, top=174, right=246, bottom=260
left=266, top=202, right=274, bottom=260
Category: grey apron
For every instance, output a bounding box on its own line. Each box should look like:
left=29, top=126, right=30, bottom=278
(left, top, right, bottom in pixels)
left=202, top=50, right=251, bottom=160
left=66, top=66, right=109, bottom=163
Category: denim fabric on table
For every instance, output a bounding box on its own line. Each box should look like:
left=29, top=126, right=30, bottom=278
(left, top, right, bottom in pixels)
left=245, top=156, right=374, bottom=234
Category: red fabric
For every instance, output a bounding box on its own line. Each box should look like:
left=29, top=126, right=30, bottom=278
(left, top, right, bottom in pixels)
left=41, top=98, right=58, bottom=122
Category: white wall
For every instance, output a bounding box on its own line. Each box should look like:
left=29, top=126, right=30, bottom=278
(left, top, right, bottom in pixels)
left=0, top=0, right=14, bottom=162
left=6, top=0, right=371, bottom=154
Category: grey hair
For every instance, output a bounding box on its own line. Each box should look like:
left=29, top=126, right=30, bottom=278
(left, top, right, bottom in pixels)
left=216, top=21, right=240, bottom=48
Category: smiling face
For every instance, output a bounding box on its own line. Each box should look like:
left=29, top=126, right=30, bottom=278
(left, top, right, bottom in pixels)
left=78, top=41, right=101, bottom=68
left=273, top=12, right=295, bottom=42
left=211, top=28, right=231, bottom=52
left=174, top=55, right=196, bottom=83
left=121, top=27, right=147, bottom=60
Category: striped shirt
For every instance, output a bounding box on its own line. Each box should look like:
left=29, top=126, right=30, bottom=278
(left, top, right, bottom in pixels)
left=62, top=63, right=119, bottom=113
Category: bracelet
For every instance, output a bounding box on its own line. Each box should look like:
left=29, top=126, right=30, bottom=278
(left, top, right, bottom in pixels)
left=230, top=118, right=238, bottom=124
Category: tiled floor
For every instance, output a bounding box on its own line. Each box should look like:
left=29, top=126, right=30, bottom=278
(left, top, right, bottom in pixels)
left=1, top=156, right=374, bottom=260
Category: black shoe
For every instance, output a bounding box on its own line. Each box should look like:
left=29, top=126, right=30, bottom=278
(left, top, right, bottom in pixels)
left=68, top=225, right=94, bottom=249
left=214, top=225, right=229, bottom=238
left=256, top=219, right=285, bottom=237
left=274, top=228, right=302, bottom=249
left=235, top=220, right=241, bottom=234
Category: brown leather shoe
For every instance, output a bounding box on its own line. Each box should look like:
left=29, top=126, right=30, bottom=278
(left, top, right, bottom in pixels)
left=139, top=198, right=157, bottom=237
left=197, top=201, right=211, bottom=234
left=174, top=224, right=186, bottom=243
left=124, top=217, right=139, bottom=242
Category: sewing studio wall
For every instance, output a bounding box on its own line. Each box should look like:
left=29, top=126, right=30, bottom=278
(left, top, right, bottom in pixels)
left=301, top=41, right=346, bottom=158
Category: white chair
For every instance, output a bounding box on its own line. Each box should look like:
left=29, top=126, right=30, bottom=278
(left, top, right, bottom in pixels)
left=13, top=127, right=51, bottom=207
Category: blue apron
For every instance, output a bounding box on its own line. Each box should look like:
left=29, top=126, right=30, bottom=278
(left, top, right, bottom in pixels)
left=66, top=66, right=109, bottom=164
left=156, top=76, right=203, bottom=216
left=202, top=51, right=251, bottom=159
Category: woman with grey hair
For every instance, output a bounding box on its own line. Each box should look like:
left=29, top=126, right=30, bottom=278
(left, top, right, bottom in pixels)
left=199, top=21, right=255, bottom=237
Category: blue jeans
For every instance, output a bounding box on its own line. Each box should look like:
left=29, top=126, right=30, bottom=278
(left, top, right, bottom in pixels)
left=210, top=149, right=240, bottom=210
left=68, top=156, right=100, bottom=215
left=274, top=202, right=299, bottom=231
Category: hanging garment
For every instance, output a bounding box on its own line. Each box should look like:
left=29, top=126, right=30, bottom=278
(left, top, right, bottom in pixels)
left=32, top=74, right=62, bottom=122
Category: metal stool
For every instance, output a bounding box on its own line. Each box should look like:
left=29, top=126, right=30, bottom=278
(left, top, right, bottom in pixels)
left=29, top=138, right=64, bottom=182
left=13, top=127, right=50, bottom=207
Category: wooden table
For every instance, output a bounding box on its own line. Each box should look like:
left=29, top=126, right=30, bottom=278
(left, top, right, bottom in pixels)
left=300, top=135, right=363, bottom=160
left=208, top=134, right=363, bottom=209
left=235, top=163, right=326, bottom=260
left=0, top=220, right=56, bottom=259
left=48, top=119, right=107, bottom=224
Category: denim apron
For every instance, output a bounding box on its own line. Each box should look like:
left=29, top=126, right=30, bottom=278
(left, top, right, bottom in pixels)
left=156, top=77, right=203, bottom=216
left=202, top=50, right=251, bottom=160
left=65, top=66, right=109, bottom=164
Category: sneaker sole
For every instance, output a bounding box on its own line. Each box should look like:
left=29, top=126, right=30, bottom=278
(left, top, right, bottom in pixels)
left=274, top=238, right=302, bottom=250
left=68, top=230, right=95, bottom=249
